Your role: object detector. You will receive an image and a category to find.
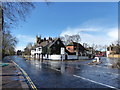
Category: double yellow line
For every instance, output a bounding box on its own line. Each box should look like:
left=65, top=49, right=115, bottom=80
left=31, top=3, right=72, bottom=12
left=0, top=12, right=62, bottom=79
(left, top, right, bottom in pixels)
left=11, top=60, right=37, bottom=90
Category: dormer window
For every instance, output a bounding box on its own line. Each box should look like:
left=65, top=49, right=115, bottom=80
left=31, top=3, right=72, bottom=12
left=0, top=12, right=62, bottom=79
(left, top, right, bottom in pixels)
left=68, top=48, right=70, bottom=50
left=39, top=48, right=41, bottom=51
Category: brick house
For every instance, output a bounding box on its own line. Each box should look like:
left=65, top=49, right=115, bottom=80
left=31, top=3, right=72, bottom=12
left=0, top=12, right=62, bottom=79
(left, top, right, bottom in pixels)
left=106, top=45, right=120, bottom=57
left=66, top=41, right=86, bottom=55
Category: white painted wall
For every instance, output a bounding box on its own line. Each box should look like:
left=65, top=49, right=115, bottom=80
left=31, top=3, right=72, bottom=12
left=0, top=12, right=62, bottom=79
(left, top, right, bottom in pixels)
left=79, top=56, right=89, bottom=60
left=106, top=51, right=110, bottom=57
left=39, top=54, right=89, bottom=60
left=31, top=52, right=89, bottom=60
left=31, top=47, right=42, bottom=58
left=68, top=55, right=78, bottom=59
left=43, top=54, right=48, bottom=59
left=31, top=50, right=35, bottom=55
left=48, top=55, right=65, bottom=60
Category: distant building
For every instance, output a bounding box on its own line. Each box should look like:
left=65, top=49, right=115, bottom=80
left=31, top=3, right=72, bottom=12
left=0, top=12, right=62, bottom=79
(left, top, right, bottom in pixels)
left=106, top=45, right=120, bottom=58
left=95, top=51, right=106, bottom=57
left=17, top=50, right=22, bottom=56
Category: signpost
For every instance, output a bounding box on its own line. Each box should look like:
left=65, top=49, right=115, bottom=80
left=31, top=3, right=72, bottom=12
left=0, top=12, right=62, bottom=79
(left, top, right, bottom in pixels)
left=61, top=47, right=65, bottom=61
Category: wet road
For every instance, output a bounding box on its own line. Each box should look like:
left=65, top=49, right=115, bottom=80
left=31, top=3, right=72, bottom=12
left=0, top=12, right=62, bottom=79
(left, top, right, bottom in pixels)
left=9, top=56, right=120, bottom=89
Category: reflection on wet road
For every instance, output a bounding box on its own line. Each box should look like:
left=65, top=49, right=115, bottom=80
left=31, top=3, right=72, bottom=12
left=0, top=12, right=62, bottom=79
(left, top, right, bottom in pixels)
left=10, top=56, right=120, bottom=89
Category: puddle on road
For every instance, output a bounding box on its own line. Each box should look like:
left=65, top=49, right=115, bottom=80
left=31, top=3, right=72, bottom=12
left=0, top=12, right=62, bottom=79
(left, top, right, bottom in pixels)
left=27, top=58, right=120, bottom=77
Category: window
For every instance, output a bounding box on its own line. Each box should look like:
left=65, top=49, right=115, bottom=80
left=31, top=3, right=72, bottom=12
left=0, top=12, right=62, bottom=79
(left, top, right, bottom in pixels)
left=68, top=48, right=70, bottom=50
left=74, top=47, right=76, bottom=50
left=57, top=41, right=59, bottom=44
left=111, top=47, right=113, bottom=51
left=39, top=48, right=41, bottom=51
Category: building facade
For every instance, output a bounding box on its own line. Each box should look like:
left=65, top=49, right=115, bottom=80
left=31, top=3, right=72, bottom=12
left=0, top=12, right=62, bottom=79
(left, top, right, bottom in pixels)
left=66, top=41, right=87, bottom=56
left=31, top=36, right=66, bottom=60
left=107, top=45, right=120, bottom=58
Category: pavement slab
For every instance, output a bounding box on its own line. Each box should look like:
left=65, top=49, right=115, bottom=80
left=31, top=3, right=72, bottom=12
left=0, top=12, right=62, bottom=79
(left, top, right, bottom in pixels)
left=2, top=61, right=29, bottom=89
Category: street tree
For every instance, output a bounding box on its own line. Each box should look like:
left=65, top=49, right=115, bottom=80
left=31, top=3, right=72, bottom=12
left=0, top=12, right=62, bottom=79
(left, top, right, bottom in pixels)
left=2, top=30, right=17, bottom=57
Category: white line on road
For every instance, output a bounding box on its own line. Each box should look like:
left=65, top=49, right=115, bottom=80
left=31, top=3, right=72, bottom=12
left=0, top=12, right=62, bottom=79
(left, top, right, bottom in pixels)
left=46, top=64, right=119, bottom=89
left=73, top=75, right=118, bottom=89
left=50, top=67, right=61, bottom=72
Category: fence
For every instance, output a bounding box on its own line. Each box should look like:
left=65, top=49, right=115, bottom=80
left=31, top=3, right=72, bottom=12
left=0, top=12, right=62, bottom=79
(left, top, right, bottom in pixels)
left=108, top=54, right=120, bottom=58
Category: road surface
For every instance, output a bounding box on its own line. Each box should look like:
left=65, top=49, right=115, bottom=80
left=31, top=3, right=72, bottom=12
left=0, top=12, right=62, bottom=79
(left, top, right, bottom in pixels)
left=7, top=56, right=120, bottom=89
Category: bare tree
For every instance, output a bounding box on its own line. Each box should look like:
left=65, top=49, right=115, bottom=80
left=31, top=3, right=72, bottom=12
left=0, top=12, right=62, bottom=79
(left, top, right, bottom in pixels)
left=60, top=34, right=81, bottom=59
left=0, top=2, right=35, bottom=60
left=114, top=40, right=120, bottom=46
left=60, top=34, right=81, bottom=45
left=23, top=42, right=33, bottom=56
left=2, top=2, right=35, bottom=30
left=2, top=30, right=17, bottom=57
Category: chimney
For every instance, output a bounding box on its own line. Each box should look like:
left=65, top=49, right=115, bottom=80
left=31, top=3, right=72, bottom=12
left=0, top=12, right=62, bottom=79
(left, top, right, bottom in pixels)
left=49, top=37, right=52, bottom=41
left=36, top=35, right=39, bottom=44
left=44, top=37, right=46, bottom=41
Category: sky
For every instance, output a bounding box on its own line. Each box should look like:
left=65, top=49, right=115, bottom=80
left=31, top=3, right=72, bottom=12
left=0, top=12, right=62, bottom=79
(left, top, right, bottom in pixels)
left=12, top=2, right=118, bottom=51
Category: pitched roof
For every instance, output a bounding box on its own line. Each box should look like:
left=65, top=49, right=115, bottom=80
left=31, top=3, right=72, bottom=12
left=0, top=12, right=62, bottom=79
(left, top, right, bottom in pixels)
left=67, top=41, right=86, bottom=50
left=67, top=41, right=81, bottom=46
left=47, top=38, right=59, bottom=48
left=39, top=41, right=49, bottom=47
left=38, top=38, right=61, bottom=48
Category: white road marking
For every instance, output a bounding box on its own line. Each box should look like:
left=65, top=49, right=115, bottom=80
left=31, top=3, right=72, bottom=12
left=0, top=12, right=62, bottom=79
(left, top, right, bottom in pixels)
left=49, top=64, right=119, bottom=89
left=51, top=68, right=61, bottom=72
left=73, top=75, right=118, bottom=89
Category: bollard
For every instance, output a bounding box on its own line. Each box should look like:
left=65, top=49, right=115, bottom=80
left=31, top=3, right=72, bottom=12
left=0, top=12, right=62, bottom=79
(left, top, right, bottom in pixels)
left=95, top=57, right=100, bottom=62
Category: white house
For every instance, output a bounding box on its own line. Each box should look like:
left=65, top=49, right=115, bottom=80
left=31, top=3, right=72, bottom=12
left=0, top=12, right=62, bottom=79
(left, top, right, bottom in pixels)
left=31, top=47, right=42, bottom=59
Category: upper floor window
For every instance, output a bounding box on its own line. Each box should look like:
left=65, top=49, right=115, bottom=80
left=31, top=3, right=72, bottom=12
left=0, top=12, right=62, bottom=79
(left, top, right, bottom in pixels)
left=74, top=47, right=76, bottom=50
left=68, top=48, right=70, bottom=50
left=111, top=47, right=113, bottom=51
left=57, top=41, right=60, bottom=44
left=39, top=48, right=41, bottom=51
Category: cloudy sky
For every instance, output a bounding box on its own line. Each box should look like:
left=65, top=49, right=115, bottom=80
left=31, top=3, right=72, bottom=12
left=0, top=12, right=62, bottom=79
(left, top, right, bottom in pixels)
left=12, top=2, right=118, bottom=51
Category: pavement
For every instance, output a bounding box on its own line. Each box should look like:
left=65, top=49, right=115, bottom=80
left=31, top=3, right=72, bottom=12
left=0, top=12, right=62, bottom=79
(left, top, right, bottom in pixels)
left=1, top=57, right=29, bottom=89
